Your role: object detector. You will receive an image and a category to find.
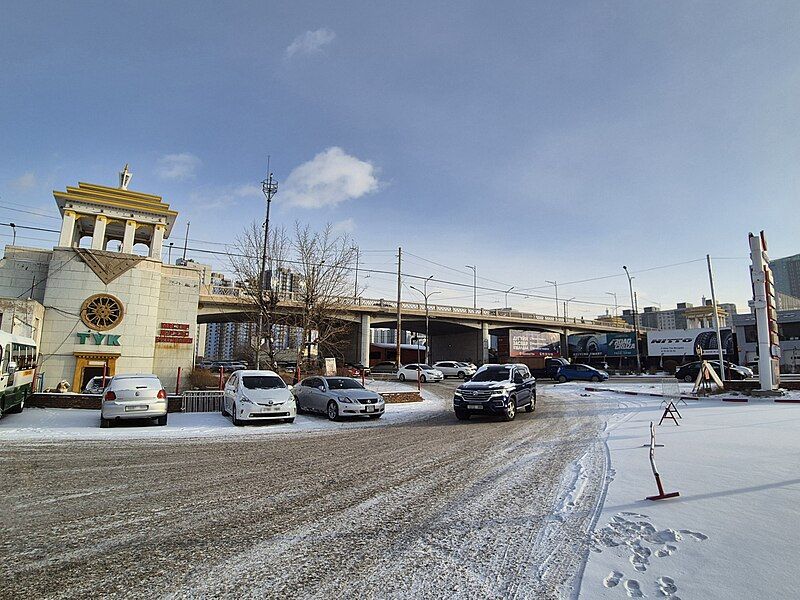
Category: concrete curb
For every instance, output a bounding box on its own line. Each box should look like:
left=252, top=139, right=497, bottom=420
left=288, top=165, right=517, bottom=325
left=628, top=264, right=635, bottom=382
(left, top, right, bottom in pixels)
left=584, top=386, right=800, bottom=404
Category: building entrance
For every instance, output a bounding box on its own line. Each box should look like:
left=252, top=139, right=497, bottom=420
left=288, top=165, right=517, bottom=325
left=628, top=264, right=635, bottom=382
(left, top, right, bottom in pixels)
left=72, top=353, right=118, bottom=392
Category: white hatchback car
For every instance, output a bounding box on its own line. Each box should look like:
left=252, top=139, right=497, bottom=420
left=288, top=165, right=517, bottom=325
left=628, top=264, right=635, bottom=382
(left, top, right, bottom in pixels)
left=396, top=363, right=444, bottom=383
left=433, top=361, right=477, bottom=379
left=223, top=370, right=296, bottom=425
left=100, top=373, right=168, bottom=428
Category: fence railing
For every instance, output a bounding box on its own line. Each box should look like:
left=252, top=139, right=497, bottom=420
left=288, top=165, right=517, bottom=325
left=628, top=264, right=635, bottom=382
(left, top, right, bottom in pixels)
left=182, top=390, right=224, bottom=413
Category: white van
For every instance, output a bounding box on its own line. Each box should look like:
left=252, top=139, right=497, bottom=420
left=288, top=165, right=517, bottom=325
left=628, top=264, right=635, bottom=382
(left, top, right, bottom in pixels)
left=223, top=370, right=296, bottom=425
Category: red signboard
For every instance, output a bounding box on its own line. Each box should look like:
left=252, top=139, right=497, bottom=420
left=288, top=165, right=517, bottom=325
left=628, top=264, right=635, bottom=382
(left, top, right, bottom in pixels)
left=156, top=322, right=193, bottom=344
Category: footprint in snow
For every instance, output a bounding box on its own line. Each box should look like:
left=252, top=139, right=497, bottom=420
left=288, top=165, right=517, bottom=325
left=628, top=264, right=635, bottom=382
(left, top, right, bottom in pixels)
left=679, top=529, right=708, bottom=541
left=655, top=544, right=677, bottom=558
left=657, top=575, right=678, bottom=595
left=603, top=571, right=623, bottom=588
left=624, top=579, right=644, bottom=598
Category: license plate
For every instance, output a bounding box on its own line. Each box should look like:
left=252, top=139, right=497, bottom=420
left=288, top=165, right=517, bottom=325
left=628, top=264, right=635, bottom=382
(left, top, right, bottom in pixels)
left=366, top=406, right=375, bottom=412
left=468, top=404, right=483, bottom=410
left=124, top=405, right=148, bottom=412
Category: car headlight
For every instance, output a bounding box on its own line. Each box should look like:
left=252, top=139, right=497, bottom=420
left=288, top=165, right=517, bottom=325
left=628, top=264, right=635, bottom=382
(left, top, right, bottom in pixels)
left=490, top=389, right=509, bottom=397
left=339, top=396, right=353, bottom=403
left=454, top=390, right=463, bottom=397
left=240, top=396, right=253, bottom=404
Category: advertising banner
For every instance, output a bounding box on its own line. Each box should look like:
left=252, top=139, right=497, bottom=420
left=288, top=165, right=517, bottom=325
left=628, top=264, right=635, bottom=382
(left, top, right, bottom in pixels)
left=646, top=327, right=734, bottom=357
left=568, top=333, right=637, bottom=357
left=509, top=330, right=561, bottom=357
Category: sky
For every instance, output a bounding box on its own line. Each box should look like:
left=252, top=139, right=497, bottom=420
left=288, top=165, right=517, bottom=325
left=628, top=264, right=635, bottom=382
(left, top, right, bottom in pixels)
left=2, top=1, right=800, bottom=319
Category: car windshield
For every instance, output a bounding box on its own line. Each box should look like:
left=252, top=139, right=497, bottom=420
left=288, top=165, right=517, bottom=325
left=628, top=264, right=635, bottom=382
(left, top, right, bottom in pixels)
left=418, top=364, right=434, bottom=370
left=242, top=375, right=286, bottom=390
left=471, top=366, right=512, bottom=382
left=325, top=378, right=364, bottom=390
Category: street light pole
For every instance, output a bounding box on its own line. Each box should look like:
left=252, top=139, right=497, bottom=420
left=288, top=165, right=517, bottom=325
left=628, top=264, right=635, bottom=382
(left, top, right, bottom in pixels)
left=255, top=169, right=278, bottom=370
left=545, top=280, right=559, bottom=319
left=622, top=265, right=642, bottom=373
left=505, top=286, right=514, bottom=308
left=352, top=246, right=360, bottom=302
left=605, top=291, right=618, bottom=316
left=410, top=276, right=440, bottom=364
left=565, top=297, right=576, bottom=319
left=465, top=265, right=477, bottom=309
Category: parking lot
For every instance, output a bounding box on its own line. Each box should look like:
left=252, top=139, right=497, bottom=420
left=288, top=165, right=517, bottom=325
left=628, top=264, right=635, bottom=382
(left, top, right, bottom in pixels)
left=1, top=380, right=617, bottom=599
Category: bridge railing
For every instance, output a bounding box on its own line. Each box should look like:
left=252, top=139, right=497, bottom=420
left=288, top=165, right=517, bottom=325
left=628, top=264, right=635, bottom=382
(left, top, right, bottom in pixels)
left=201, top=285, right=638, bottom=330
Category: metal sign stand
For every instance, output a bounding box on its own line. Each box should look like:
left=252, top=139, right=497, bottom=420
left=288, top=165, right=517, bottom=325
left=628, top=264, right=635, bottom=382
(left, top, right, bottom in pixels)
left=658, top=401, right=682, bottom=426
left=646, top=422, right=680, bottom=501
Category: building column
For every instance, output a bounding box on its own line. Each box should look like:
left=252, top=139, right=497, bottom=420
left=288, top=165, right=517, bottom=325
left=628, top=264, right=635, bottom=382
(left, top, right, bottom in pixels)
left=58, top=210, right=77, bottom=247
left=150, top=223, right=165, bottom=260
left=359, top=313, right=371, bottom=366
left=481, top=322, right=490, bottom=364
left=122, top=219, right=137, bottom=253
left=91, top=215, right=108, bottom=250
left=561, top=329, right=570, bottom=360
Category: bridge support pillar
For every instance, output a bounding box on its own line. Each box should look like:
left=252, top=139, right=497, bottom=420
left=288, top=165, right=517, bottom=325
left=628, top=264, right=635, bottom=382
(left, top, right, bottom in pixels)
left=359, top=313, right=371, bottom=366
left=561, top=329, right=570, bottom=360
left=481, top=322, right=490, bottom=364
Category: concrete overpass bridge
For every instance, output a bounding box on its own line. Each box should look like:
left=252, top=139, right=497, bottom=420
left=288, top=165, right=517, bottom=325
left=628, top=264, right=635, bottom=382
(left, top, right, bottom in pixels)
left=198, top=286, right=635, bottom=365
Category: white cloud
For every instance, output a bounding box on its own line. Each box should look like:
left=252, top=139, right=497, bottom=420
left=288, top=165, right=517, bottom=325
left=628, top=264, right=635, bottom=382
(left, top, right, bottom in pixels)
left=189, top=183, right=262, bottom=210
left=282, top=147, right=380, bottom=209
left=12, top=172, right=37, bottom=190
left=285, top=28, right=336, bottom=58
left=331, top=218, right=356, bottom=234
left=156, top=153, right=202, bottom=181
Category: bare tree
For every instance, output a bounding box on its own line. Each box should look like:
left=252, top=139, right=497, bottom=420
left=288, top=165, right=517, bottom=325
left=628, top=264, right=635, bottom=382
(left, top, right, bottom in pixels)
left=229, top=222, right=291, bottom=370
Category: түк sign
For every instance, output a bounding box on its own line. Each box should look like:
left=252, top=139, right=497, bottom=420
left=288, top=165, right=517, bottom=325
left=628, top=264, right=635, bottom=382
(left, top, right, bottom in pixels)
left=156, top=322, right=193, bottom=344
left=76, top=332, right=121, bottom=346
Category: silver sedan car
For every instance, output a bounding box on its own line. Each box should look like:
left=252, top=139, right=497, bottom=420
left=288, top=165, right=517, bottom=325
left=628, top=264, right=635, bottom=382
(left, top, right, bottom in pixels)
left=293, top=376, right=385, bottom=421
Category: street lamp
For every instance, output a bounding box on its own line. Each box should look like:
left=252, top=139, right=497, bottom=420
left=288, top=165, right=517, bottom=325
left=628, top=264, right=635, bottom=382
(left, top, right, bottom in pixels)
left=10, top=222, right=16, bottom=246
left=622, top=265, right=642, bottom=373
left=564, top=297, right=576, bottom=319
left=352, top=245, right=360, bottom=302
left=505, top=286, right=514, bottom=308
left=465, top=265, right=477, bottom=309
left=255, top=170, right=278, bottom=370
left=545, top=280, right=559, bottom=319
left=410, top=276, right=440, bottom=364
left=605, top=291, right=618, bottom=316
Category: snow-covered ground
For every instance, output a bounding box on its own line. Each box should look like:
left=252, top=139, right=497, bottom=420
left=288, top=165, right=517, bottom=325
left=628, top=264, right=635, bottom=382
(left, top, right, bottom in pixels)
left=0, top=381, right=441, bottom=442
left=548, top=382, right=800, bottom=599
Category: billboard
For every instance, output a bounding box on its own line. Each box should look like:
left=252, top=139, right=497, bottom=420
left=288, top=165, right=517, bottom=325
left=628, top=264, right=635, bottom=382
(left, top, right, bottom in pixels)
left=508, top=330, right=561, bottom=357
left=646, top=327, right=734, bottom=357
left=568, top=333, right=637, bottom=357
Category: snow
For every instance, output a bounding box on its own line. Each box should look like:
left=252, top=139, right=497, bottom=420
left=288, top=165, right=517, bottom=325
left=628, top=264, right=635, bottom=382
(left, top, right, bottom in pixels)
left=0, top=381, right=441, bottom=442
left=547, top=382, right=800, bottom=599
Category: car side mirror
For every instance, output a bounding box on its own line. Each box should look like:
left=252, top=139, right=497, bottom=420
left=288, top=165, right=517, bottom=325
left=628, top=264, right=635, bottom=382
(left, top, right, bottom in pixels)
left=318, top=385, right=325, bottom=391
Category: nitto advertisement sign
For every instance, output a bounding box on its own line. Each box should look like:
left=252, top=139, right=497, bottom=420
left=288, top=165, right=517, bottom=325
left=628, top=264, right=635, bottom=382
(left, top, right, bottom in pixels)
left=509, top=330, right=561, bottom=357
left=568, top=333, right=637, bottom=357
left=646, top=327, right=734, bottom=357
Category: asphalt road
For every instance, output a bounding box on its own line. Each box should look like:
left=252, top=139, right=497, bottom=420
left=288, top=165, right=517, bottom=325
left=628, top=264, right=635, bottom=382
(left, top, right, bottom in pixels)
left=1, top=381, right=615, bottom=599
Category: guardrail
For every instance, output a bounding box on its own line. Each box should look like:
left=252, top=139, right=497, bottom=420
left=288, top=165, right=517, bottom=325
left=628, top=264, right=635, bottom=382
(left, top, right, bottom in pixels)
left=200, top=286, right=641, bottom=330
left=182, top=390, right=224, bottom=412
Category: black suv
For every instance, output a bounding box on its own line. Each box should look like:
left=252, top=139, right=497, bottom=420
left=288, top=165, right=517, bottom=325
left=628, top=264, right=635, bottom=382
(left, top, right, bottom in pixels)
left=453, top=364, right=536, bottom=421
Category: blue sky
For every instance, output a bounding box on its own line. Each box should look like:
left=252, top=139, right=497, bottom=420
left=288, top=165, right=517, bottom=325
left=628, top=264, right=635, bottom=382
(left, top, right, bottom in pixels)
left=2, top=1, right=799, bottom=317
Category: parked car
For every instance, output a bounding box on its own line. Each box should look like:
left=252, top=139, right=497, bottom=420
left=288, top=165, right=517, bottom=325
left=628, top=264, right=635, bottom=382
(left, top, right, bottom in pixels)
left=457, top=361, right=478, bottom=371
left=294, top=376, right=384, bottom=421
left=555, top=363, right=609, bottom=383
left=453, top=364, right=536, bottom=421
left=397, top=364, right=444, bottom=382
left=528, top=357, right=570, bottom=380
left=433, top=361, right=476, bottom=379
left=83, top=376, right=107, bottom=394
left=370, top=361, right=398, bottom=374
left=100, top=374, right=168, bottom=428
left=675, top=361, right=753, bottom=382
left=222, top=369, right=296, bottom=425
left=344, top=363, right=371, bottom=377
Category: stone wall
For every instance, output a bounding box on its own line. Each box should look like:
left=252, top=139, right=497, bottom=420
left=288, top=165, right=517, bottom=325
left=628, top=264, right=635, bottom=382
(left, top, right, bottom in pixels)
left=0, top=246, right=51, bottom=302
left=28, top=393, right=183, bottom=412
left=380, top=391, right=422, bottom=403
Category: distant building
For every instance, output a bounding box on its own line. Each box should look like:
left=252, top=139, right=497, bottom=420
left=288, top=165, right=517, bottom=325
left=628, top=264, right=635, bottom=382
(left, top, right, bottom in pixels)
left=770, top=253, right=800, bottom=310
left=371, top=328, right=412, bottom=345
left=733, top=309, right=800, bottom=373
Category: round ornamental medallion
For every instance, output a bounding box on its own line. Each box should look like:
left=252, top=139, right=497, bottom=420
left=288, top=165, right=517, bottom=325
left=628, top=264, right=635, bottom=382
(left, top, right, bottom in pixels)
left=80, top=294, right=124, bottom=331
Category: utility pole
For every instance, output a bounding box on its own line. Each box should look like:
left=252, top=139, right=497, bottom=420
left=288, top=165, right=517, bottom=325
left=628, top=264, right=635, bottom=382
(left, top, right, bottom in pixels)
left=352, top=246, right=360, bottom=302
left=565, top=297, right=576, bottom=320
left=167, top=242, right=174, bottom=265
left=546, top=280, right=559, bottom=319
left=707, top=254, right=726, bottom=381
left=465, top=265, right=477, bottom=309
left=411, top=276, right=440, bottom=364
left=605, top=291, right=618, bottom=316
left=505, top=286, right=514, bottom=308
left=396, top=247, right=403, bottom=368
left=182, top=221, right=190, bottom=261
left=623, top=265, right=642, bottom=373
left=255, top=165, right=278, bottom=370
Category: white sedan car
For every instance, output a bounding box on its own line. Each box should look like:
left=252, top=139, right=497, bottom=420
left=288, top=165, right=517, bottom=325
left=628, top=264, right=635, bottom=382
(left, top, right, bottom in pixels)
left=396, top=363, right=444, bottom=383
left=222, top=369, right=296, bottom=425
left=433, top=361, right=477, bottom=379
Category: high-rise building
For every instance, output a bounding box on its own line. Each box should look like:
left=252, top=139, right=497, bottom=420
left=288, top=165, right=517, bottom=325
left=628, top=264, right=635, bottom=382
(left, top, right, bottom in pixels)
left=770, top=253, right=800, bottom=310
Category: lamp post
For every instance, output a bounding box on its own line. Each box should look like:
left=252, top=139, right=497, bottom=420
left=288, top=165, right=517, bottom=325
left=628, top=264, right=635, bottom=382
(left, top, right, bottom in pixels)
left=622, top=265, right=642, bottom=373
left=352, top=245, right=360, bottom=302
left=10, top=222, right=16, bottom=246
left=505, top=286, right=514, bottom=308
left=465, top=265, right=477, bottom=309
left=255, top=170, right=278, bottom=370
left=564, top=297, right=576, bottom=320
left=546, top=280, right=559, bottom=319
left=605, top=291, right=618, bottom=316
left=410, top=276, right=440, bottom=364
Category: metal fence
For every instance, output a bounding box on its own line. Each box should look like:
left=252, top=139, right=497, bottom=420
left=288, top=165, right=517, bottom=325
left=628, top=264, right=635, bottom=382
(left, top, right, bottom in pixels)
left=182, top=390, right=224, bottom=413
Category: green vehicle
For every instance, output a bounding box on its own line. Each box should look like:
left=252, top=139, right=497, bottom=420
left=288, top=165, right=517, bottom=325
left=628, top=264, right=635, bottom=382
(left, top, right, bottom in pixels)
left=0, top=332, right=38, bottom=417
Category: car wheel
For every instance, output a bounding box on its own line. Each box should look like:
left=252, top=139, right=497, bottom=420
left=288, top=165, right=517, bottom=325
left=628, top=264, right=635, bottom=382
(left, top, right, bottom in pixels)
left=525, top=392, right=536, bottom=412
left=232, top=403, right=243, bottom=426
left=503, top=398, right=517, bottom=421
left=590, top=375, right=600, bottom=383
left=683, top=374, right=693, bottom=383
left=558, top=375, right=567, bottom=383
left=100, top=417, right=110, bottom=428
left=221, top=402, right=229, bottom=417
left=156, top=414, right=167, bottom=426
left=327, top=401, right=340, bottom=421
left=285, top=418, right=295, bottom=424
left=457, top=371, right=465, bottom=378
left=420, top=374, right=427, bottom=383
left=454, top=409, right=470, bottom=421
left=8, top=397, right=24, bottom=414
left=399, top=373, right=405, bottom=381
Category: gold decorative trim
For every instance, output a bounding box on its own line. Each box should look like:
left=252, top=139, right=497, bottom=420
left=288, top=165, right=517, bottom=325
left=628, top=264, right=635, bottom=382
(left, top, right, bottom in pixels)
left=80, top=293, right=125, bottom=331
